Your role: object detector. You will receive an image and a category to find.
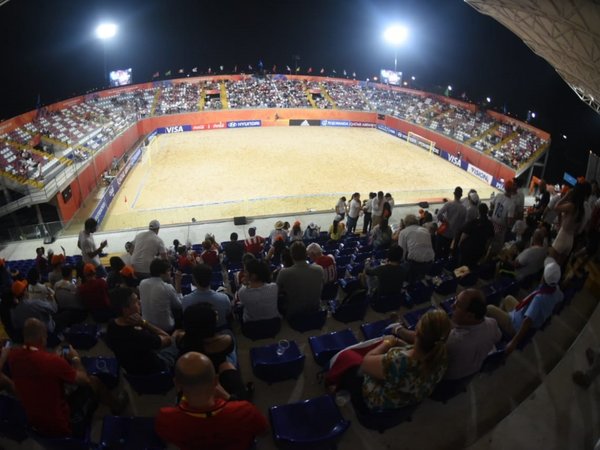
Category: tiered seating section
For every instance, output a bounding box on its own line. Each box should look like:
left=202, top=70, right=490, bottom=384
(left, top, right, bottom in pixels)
left=0, top=77, right=549, bottom=186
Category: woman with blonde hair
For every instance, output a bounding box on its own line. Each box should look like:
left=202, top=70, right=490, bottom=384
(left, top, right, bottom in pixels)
left=358, top=310, right=451, bottom=410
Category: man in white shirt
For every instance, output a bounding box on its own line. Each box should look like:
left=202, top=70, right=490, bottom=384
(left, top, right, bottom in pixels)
left=514, top=230, right=548, bottom=280
left=139, top=259, right=182, bottom=332
left=371, top=191, right=385, bottom=228
left=131, top=220, right=167, bottom=278
left=77, top=218, right=107, bottom=277
left=394, top=214, right=435, bottom=282
left=346, top=192, right=361, bottom=234
left=362, top=192, right=376, bottom=235
left=490, top=180, right=517, bottom=254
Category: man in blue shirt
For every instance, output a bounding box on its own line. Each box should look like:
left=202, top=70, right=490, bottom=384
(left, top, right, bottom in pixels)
left=486, top=258, right=563, bottom=354
left=182, top=264, right=231, bottom=329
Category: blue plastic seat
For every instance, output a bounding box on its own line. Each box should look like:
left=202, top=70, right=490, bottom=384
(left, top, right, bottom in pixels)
left=288, top=309, right=328, bottom=333
left=352, top=252, right=371, bottom=264
left=241, top=317, right=282, bottom=341
left=0, top=395, right=28, bottom=442
left=250, top=341, right=305, bottom=384
left=81, top=356, right=120, bottom=390
left=124, top=370, right=174, bottom=395
left=370, top=292, right=406, bottom=313
left=64, top=323, right=99, bottom=350
left=331, top=290, right=368, bottom=323
left=269, top=395, right=350, bottom=449
left=345, top=262, right=364, bottom=277
left=99, top=416, right=166, bottom=449
left=29, top=425, right=93, bottom=450
left=308, top=329, right=358, bottom=367
left=360, top=318, right=393, bottom=340
left=403, top=306, right=437, bottom=329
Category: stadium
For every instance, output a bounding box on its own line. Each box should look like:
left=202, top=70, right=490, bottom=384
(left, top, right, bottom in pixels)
left=0, top=1, right=598, bottom=449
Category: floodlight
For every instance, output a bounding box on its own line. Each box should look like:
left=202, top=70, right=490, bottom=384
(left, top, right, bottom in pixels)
left=448, top=85, right=453, bottom=91
left=96, top=23, right=117, bottom=40
left=403, top=81, right=408, bottom=86
left=384, top=25, right=409, bottom=46
left=486, top=96, right=491, bottom=103
left=562, top=134, right=568, bottom=140
left=411, top=76, right=416, bottom=81
left=531, top=112, right=536, bottom=118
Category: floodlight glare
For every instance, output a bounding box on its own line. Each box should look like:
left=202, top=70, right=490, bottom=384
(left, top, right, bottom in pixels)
left=531, top=112, right=536, bottom=118
left=411, top=76, right=416, bottom=81
left=486, top=97, right=492, bottom=103
left=96, top=23, right=117, bottom=40
left=448, top=85, right=453, bottom=91
left=384, top=25, right=409, bottom=46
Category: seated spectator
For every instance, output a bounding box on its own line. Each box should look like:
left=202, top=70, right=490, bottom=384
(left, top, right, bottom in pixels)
left=244, top=227, right=265, bottom=257
left=122, top=241, right=135, bottom=266
left=289, top=221, right=303, bottom=242
left=53, top=265, right=87, bottom=327
left=182, top=264, right=231, bottom=329
left=222, top=233, right=245, bottom=266
left=233, top=253, right=257, bottom=292
left=393, top=214, right=435, bottom=282
left=78, top=263, right=112, bottom=322
left=370, top=218, right=392, bottom=250
left=328, top=216, right=346, bottom=242
left=106, top=287, right=178, bottom=375
left=267, top=236, right=287, bottom=266
left=200, top=240, right=220, bottom=268
left=155, top=352, right=268, bottom=450
left=513, top=229, right=548, bottom=280
left=236, top=259, right=279, bottom=323
left=269, top=220, right=288, bottom=243
left=306, top=243, right=337, bottom=284
left=361, top=245, right=407, bottom=297
left=303, top=222, right=320, bottom=241
left=12, top=271, right=61, bottom=334
left=107, top=256, right=126, bottom=289
left=48, top=253, right=66, bottom=287
left=486, top=259, right=563, bottom=354
left=139, top=259, right=183, bottom=333
left=276, top=241, right=324, bottom=319
left=456, top=203, right=495, bottom=268
left=25, top=267, right=54, bottom=301
left=391, top=289, right=501, bottom=380
left=336, top=310, right=451, bottom=411
left=34, top=247, right=48, bottom=275
left=8, top=318, right=125, bottom=438
left=174, top=304, right=248, bottom=398
left=177, top=246, right=195, bottom=273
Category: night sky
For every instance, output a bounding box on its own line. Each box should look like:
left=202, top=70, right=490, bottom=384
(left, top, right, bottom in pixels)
left=1, top=0, right=598, bottom=182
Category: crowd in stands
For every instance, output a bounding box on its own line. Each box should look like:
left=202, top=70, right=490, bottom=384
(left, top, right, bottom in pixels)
left=0, top=173, right=597, bottom=447
left=0, top=76, right=548, bottom=185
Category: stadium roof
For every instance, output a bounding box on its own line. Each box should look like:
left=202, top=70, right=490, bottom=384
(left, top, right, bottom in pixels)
left=465, top=0, right=600, bottom=115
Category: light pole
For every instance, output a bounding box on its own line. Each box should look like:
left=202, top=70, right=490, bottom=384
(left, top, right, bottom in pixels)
left=95, top=23, right=117, bottom=87
left=383, top=25, right=408, bottom=73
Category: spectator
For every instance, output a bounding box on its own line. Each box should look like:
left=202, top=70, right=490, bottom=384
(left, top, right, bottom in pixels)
left=77, top=218, right=107, bottom=277
left=236, top=259, right=279, bottom=323
left=130, top=220, right=167, bottom=278
left=361, top=245, right=407, bottom=297
left=306, top=242, right=337, bottom=285
left=462, top=190, right=480, bottom=224
left=106, top=287, right=178, bottom=375
left=328, top=216, right=346, bottom=242
left=177, top=246, right=195, bottom=273
left=393, top=214, right=435, bottom=282
left=513, top=177, right=525, bottom=220
left=222, top=232, right=245, bottom=265
left=362, top=192, right=376, bottom=234
left=200, top=240, right=220, bottom=268
left=303, top=222, right=320, bottom=241
left=486, top=259, right=563, bottom=354
left=346, top=193, right=361, bottom=234
left=174, top=304, right=248, bottom=397
left=48, top=253, right=66, bottom=287
left=335, top=196, right=347, bottom=220
left=244, top=227, right=265, bottom=256
left=139, top=259, right=182, bottom=333
left=8, top=318, right=125, bottom=438
left=289, top=221, right=303, bottom=242
left=530, top=179, right=550, bottom=221
left=513, top=229, right=548, bottom=281
left=155, top=352, right=268, bottom=450
left=436, top=186, right=467, bottom=258
left=122, top=241, right=135, bottom=266
left=276, top=241, right=324, bottom=319
left=269, top=220, right=288, bottom=243
left=34, top=247, right=48, bottom=275
left=455, top=203, right=495, bottom=268
left=53, top=265, right=87, bottom=326
left=11, top=270, right=60, bottom=334
left=383, top=193, right=394, bottom=219
left=371, top=191, right=385, bottom=228
left=370, top=218, right=392, bottom=250
left=107, top=256, right=126, bottom=289
left=182, top=264, right=231, bottom=329
left=551, top=182, right=588, bottom=264
left=490, top=180, right=517, bottom=253
left=25, top=267, right=54, bottom=302
left=78, top=263, right=112, bottom=322
left=267, top=236, right=287, bottom=266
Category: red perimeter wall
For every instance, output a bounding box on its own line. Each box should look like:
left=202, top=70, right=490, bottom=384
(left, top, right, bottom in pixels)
left=56, top=109, right=516, bottom=223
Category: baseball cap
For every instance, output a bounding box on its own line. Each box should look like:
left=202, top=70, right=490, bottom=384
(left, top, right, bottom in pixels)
left=51, top=254, right=65, bottom=265
left=543, top=258, right=561, bottom=286
left=307, top=222, right=317, bottom=229
left=149, top=220, right=160, bottom=230
left=120, top=265, right=135, bottom=278
left=83, top=263, right=97, bottom=276
left=11, top=280, right=28, bottom=298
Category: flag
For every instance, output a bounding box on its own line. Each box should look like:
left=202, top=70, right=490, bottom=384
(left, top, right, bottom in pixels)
left=165, top=70, right=171, bottom=76
left=220, top=65, right=224, bottom=71
left=286, top=65, right=291, bottom=72
left=296, top=66, right=300, bottom=72
left=234, top=65, right=238, bottom=73
left=152, top=71, right=159, bottom=78
left=308, top=67, right=312, bottom=73
left=192, top=67, right=198, bottom=73
left=178, top=68, right=184, bottom=74
left=320, top=68, right=325, bottom=74
left=343, top=70, right=347, bottom=76
left=272, top=64, right=277, bottom=72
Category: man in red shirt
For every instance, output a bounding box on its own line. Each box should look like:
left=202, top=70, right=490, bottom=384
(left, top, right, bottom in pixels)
left=156, top=352, right=268, bottom=450
left=244, top=227, right=265, bottom=257
left=78, top=263, right=112, bottom=321
left=8, top=318, right=124, bottom=437
left=306, top=242, right=337, bottom=284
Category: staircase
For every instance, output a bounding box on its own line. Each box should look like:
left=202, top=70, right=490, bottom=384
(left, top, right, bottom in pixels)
left=486, top=131, right=518, bottom=155
left=320, top=84, right=336, bottom=108
left=465, top=123, right=499, bottom=146
left=302, top=81, right=317, bottom=108
left=150, top=87, right=162, bottom=116
left=198, top=88, right=206, bottom=111
left=219, top=82, right=229, bottom=109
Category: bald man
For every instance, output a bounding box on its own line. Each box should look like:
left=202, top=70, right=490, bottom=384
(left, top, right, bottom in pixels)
left=156, top=352, right=268, bottom=450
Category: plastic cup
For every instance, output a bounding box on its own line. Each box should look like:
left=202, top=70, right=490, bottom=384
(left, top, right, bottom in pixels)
left=276, top=339, right=290, bottom=356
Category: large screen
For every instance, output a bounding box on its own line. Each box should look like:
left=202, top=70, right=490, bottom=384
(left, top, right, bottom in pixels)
left=380, top=69, right=402, bottom=86
left=109, top=68, right=133, bottom=87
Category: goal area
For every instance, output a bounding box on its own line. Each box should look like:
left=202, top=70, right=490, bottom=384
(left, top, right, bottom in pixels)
left=407, top=131, right=436, bottom=154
